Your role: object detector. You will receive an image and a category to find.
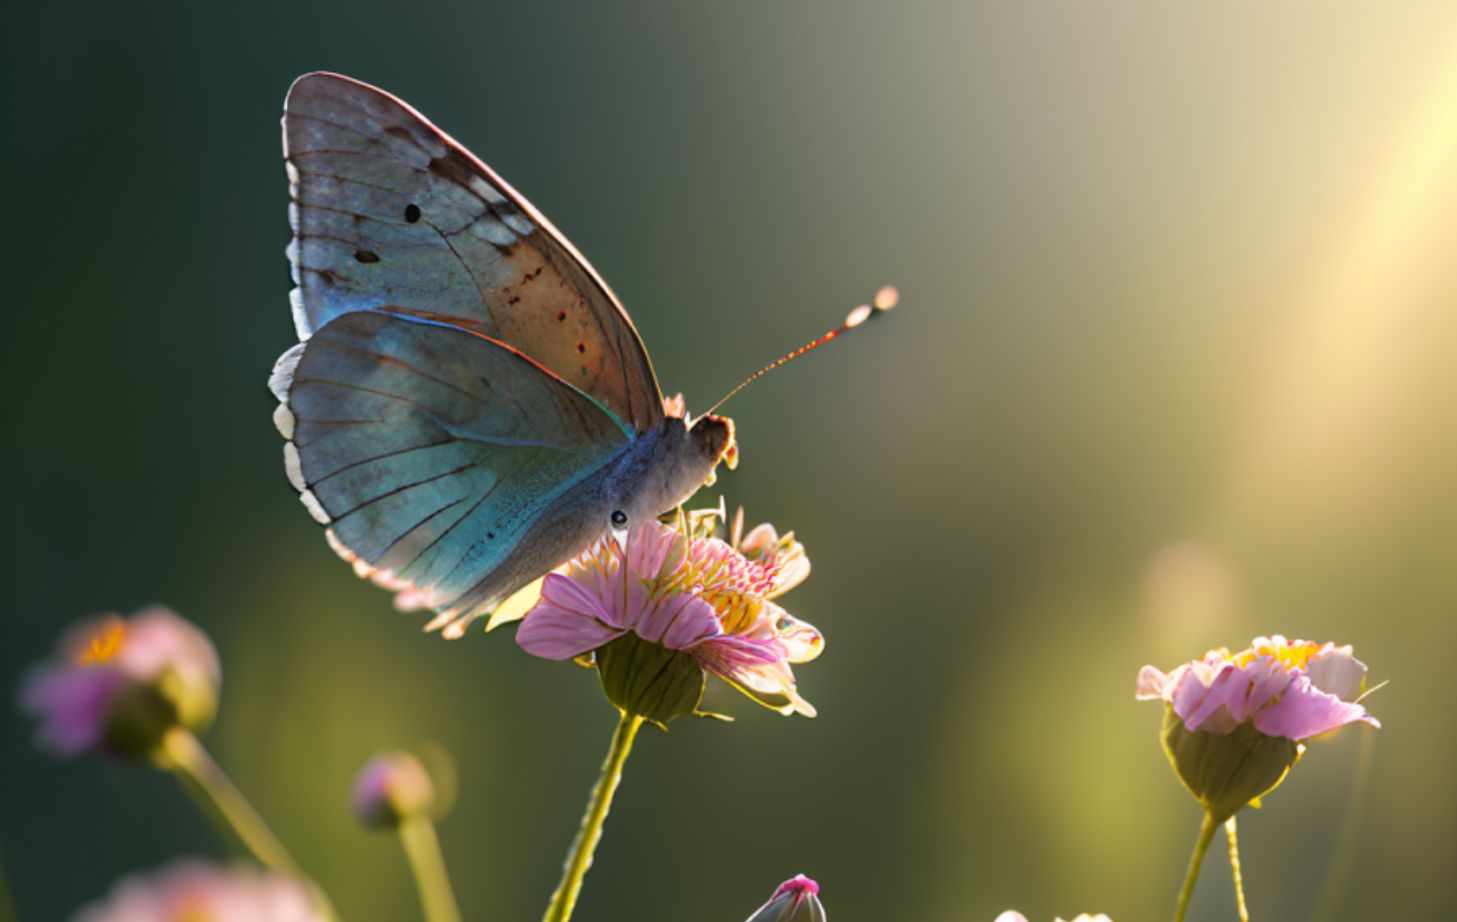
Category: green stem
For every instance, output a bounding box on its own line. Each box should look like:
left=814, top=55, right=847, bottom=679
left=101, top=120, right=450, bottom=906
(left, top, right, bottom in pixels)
left=160, top=728, right=339, bottom=920
left=541, top=712, right=644, bottom=922
left=1173, top=812, right=1219, bottom=922
left=1225, top=817, right=1250, bottom=922
left=398, top=814, right=463, bottom=922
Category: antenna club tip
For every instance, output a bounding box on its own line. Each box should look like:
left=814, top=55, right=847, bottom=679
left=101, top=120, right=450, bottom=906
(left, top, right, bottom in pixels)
left=874, top=285, right=900, bottom=310
left=845, top=304, right=873, bottom=328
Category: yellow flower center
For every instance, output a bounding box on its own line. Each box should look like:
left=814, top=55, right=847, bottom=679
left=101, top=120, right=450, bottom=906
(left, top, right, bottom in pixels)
left=77, top=618, right=126, bottom=666
left=1230, top=638, right=1321, bottom=671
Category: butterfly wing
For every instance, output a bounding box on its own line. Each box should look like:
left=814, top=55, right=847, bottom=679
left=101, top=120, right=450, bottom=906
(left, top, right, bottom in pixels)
left=283, top=71, right=663, bottom=433
left=271, top=308, right=632, bottom=636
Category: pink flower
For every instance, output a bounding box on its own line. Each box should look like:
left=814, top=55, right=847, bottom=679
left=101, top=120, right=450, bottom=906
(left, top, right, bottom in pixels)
left=1136, top=635, right=1379, bottom=740
left=516, top=511, right=822, bottom=718
left=19, top=607, right=221, bottom=758
left=745, top=875, right=826, bottom=922
left=71, top=860, right=324, bottom=922
left=996, top=914, right=1112, bottom=922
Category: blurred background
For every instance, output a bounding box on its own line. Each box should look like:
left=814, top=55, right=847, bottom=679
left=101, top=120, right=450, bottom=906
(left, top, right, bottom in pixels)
left=3, top=1, right=1455, bottom=919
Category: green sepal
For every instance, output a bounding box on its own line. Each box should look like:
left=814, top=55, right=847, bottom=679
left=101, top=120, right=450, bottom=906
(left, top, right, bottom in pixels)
left=102, top=665, right=217, bottom=761
left=104, top=681, right=182, bottom=759
left=1160, top=705, right=1303, bottom=822
left=595, top=633, right=706, bottom=728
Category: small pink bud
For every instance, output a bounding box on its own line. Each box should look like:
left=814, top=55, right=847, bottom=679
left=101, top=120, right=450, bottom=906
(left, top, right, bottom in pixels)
left=352, top=750, right=437, bottom=828
left=745, top=875, right=825, bottom=922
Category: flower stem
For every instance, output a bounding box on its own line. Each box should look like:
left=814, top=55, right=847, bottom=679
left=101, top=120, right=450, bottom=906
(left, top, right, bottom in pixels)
left=541, top=712, right=644, bottom=922
left=398, top=813, right=463, bottom=922
left=1173, top=811, right=1218, bottom=922
left=1225, top=817, right=1250, bottom=922
left=159, top=728, right=339, bottom=920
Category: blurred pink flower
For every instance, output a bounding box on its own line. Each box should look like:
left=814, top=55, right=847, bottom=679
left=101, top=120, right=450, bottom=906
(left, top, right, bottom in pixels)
left=517, top=513, right=822, bottom=717
left=996, top=914, right=1112, bottom=922
left=1136, top=635, right=1378, bottom=740
left=71, top=860, right=323, bottom=922
left=745, top=875, right=825, bottom=922
left=19, top=606, right=220, bottom=757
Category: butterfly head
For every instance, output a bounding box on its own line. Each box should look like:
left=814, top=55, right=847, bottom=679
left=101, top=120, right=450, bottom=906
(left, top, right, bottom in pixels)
left=604, top=412, right=738, bottom=532
left=688, top=412, right=738, bottom=480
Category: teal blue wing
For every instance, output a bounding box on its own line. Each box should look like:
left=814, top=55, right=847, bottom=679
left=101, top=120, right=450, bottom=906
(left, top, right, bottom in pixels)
left=283, top=72, right=664, bottom=434
left=270, top=308, right=631, bottom=635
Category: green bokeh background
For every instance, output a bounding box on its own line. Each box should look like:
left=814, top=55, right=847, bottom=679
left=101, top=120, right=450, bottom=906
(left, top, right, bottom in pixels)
left=4, top=2, right=1455, bottom=919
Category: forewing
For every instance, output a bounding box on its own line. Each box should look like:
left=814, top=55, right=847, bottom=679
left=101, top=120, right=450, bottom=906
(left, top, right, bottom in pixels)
left=284, top=71, right=663, bottom=432
left=271, top=309, right=628, bottom=634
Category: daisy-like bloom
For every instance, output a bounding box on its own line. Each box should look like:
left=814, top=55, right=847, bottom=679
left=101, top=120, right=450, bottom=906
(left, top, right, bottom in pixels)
left=745, top=875, right=826, bottom=922
left=71, top=860, right=324, bottom=922
left=516, top=509, right=822, bottom=723
left=1137, top=635, right=1379, bottom=821
left=19, top=606, right=220, bottom=758
left=1136, top=635, right=1378, bottom=740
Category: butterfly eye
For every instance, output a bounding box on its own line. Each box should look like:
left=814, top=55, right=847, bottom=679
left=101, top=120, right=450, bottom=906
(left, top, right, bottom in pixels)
left=611, top=510, right=628, bottom=527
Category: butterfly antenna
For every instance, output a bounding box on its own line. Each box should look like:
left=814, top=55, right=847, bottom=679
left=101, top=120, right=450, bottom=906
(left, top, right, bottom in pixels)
left=704, top=285, right=899, bottom=416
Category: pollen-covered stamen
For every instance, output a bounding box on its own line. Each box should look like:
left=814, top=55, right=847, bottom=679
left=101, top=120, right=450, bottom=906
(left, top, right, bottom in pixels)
left=703, top=589, right=764, bottom=635
left=76, top=618, right=126, bottom=667
left=1235, top=637, right=1323, bottom=671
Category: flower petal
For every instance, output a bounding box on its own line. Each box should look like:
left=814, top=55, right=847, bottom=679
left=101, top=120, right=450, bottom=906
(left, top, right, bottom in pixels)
left=18, top=666, right=123, bottom=757
left=1135, top=665, right=1170, bottom=699
left=637, top=594, right=721, bottom=650
left=1172, top=662, right=1241, bottom=733
left=1305, top=644, right=1367, bottom=701
left=770, top=607, right=824, bottom=664
left=1252, top=674, right=1379, bottom=739
left=516, top=575, right=625, bottom=660
left=694, top=635, right=816, bottom=717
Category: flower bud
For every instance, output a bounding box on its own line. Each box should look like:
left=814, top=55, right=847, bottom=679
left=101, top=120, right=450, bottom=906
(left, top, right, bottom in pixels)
left=352, top=751, right=437, bottom=828
left=745, top=875, right=825, bottom=922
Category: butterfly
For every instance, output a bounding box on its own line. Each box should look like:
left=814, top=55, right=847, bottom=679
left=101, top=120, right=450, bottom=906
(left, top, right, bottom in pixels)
left=269, top=73, right=892, bottom=639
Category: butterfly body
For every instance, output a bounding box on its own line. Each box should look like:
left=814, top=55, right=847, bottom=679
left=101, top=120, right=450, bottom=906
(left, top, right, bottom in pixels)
left=271, top=73, right=735, bottom=636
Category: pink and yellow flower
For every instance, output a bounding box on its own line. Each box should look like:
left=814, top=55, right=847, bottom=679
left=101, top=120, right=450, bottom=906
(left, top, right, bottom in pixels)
left=19, top=606, right=220, bottom=758
left=71, top=860, right=324, bottom=922
left=1137, top=635, right=1379, bottom=821
left=516, top=511, right=822, bottom=720
left=1136, top=635, right=1378, bottom=740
